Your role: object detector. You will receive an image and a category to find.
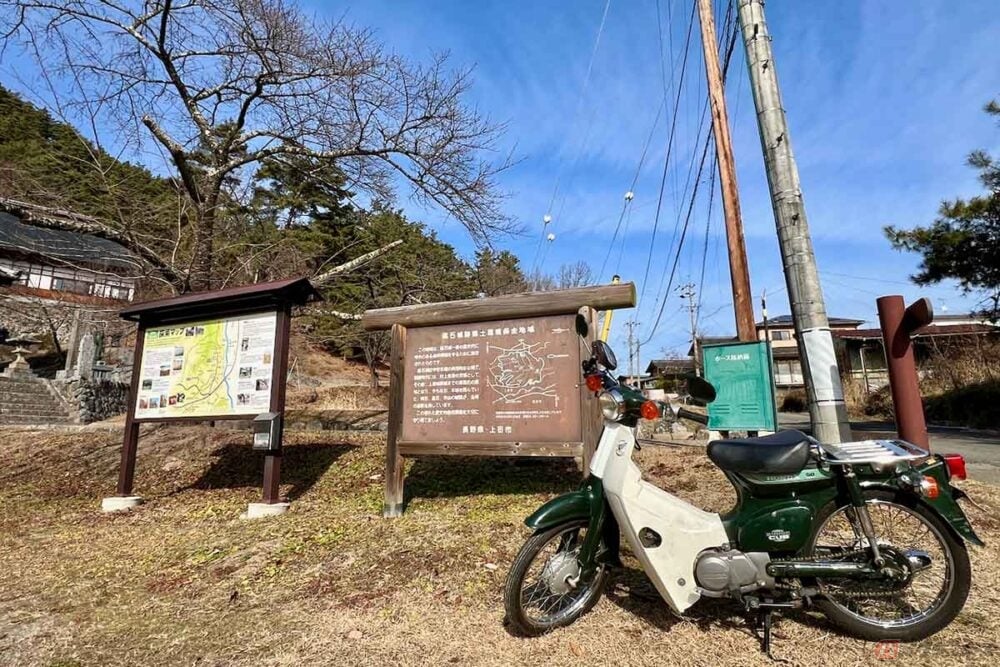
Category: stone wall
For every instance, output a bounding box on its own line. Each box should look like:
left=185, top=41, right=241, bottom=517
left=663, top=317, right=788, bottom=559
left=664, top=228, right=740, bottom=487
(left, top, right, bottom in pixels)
left=63, top=377, right=130, bottom=424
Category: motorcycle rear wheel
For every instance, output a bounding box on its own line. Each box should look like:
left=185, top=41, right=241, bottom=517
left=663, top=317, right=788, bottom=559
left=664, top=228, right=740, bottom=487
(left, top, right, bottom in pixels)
left=805, top=489, right=971, bottom=642
left=503, top=519, right=608, bottom=636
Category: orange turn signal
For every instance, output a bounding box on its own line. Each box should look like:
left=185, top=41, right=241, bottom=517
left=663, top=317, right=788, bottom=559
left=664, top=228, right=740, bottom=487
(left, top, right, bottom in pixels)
left=585, top=375, right=603, bottom=392
left=920, top=476, right=939, bottom=499
left=640, top=400, right=662, bottom=421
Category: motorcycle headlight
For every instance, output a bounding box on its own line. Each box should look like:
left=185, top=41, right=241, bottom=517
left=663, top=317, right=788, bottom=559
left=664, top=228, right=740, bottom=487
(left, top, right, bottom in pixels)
left=598, top=389, right=625, bottom=422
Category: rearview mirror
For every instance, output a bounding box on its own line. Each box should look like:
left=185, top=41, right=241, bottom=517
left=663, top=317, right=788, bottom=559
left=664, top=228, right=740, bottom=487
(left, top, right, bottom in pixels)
left=591, top=340, right=617, bottom=371
left=687, top=376, right=717, bottom=404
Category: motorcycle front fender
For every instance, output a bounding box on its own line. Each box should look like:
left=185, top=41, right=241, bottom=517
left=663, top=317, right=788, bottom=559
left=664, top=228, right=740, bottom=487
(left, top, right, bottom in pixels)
left=524, top=475, right=621, bottom=569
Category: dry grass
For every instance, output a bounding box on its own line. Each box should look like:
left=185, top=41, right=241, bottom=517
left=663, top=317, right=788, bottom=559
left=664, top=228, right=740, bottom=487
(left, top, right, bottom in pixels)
left=1, top=425, right=998, bottom=667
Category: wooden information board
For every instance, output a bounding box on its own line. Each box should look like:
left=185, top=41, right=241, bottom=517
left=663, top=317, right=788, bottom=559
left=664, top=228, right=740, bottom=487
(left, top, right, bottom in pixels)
left=401, top=314, right=582, bottom=445
left=363, top=283, right=637, bottom=517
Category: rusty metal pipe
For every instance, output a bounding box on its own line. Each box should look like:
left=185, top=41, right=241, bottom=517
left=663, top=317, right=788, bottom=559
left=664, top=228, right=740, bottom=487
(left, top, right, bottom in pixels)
left=876, top=295, right=931, bottom=449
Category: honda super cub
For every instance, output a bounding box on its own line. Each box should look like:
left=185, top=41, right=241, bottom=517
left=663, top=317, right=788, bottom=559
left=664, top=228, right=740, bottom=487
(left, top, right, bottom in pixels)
left=503, top=338, right=981, bottom=650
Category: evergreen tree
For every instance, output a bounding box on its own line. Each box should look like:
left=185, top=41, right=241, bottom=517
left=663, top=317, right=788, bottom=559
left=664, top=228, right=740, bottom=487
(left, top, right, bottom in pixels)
left=886, top=98, right=1000, bottom=320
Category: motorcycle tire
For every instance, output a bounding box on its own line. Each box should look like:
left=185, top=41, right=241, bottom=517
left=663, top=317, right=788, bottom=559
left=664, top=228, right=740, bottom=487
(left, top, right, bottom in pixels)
left=503, top=519, right=609, bottom=636
left=805, top=489, right=971, bottom=642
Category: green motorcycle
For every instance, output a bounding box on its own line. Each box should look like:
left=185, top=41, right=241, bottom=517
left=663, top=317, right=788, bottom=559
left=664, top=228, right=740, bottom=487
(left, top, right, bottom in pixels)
left=504, top=340, right=981, bottom=653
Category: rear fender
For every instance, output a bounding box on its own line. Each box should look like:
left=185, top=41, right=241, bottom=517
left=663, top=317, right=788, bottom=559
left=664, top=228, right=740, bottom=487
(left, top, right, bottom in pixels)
left=859, top=459, right=984, bottom=547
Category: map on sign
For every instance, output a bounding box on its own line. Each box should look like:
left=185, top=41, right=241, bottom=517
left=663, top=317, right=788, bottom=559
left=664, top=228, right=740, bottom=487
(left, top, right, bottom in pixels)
left=487, top=340, right=559, bottom=404
left=400, top=314, right=582, bottom=443
left=134, top=312, right=277, bottom=419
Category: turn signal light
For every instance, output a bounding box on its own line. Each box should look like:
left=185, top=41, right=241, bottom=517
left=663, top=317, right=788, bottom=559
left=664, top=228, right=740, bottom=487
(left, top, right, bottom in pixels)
left=920, top=476, right=940, bottom=499
left=640, top=400, right=662, bottom=420
left=943, top=453, right=967, bottom=481
left=585, top=374, right=603, bottom=392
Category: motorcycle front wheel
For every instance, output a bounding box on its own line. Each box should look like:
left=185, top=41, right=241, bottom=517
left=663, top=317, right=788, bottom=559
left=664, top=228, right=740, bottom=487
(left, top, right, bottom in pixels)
left=806, top=490, right=971, bottom=642
left=503, top=519, right=608, bottom=636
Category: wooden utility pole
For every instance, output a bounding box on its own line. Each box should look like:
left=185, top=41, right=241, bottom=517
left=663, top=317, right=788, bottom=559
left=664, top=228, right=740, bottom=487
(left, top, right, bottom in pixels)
left=696, top=0, right=755, bottom=342
left=737, top=0, right=851, bottom=443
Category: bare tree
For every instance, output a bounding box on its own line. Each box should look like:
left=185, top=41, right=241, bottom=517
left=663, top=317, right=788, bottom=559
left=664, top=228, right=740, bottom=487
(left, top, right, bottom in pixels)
left=557, top=260, right=593, bottom=289
left=1, top=0, right=513, bottom=291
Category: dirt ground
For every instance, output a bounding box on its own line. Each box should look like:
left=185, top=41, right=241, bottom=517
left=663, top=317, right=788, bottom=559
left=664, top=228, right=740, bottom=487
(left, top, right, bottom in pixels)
left=1, top=425, right=998, bottom=666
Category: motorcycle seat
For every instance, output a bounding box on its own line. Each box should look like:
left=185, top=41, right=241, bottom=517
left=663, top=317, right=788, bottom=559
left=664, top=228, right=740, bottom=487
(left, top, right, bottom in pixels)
left=707, top=429, right=812, bottom=475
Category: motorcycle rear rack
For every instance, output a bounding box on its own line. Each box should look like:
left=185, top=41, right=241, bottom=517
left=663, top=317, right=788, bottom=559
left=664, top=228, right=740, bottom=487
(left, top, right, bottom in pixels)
left=819, top=438, right=929, bottom=466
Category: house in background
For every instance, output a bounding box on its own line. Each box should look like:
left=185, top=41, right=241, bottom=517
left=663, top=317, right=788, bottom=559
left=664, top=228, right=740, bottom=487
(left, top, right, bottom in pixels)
left=756, top=315, right=864, bottom=389
left=834, top=314, right=999, bottom=392
left=0, top=199, right=137, bottom=303
left=0, top=198, right=139, bottom=378
left=689, top=315, right=865, bottom=396
left=644, top=357, right=696, bottom=391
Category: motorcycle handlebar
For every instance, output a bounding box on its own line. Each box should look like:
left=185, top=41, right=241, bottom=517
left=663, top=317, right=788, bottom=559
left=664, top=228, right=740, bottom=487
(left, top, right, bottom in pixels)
left=676, top=407, right=709, bottom=425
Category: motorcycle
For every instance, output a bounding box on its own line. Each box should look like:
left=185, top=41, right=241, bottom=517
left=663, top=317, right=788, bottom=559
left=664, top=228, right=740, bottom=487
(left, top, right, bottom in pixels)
left=503, top=337, right=982, bottom=654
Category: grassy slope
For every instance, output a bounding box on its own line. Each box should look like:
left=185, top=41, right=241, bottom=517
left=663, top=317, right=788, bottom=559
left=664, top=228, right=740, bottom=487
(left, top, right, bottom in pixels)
left=0, top=425, right=998, bottom=667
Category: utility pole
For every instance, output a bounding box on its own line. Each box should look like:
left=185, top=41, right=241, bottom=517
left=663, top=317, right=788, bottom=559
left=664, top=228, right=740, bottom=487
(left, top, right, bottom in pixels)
left=624, top=319, right=639, bottom=381
left=696, top=0, right=755, bottom=342
left=736, top=0, right=851, bottom=443
left=678, top=283, right=701, bottom=376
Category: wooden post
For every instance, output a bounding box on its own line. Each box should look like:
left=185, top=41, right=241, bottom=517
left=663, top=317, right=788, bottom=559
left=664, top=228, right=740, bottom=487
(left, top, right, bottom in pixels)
left=579, top=307, right=601, bottom=472
left=262, top=304, right=292, bottom=504
left=116, top=324, right=146, bottom=496
left=696, top=0, right=755, bottom=341
left=384, top=323, right=407, bottom=517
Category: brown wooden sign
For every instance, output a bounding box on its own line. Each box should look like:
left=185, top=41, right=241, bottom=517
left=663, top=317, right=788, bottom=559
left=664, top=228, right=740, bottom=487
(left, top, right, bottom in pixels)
left=401, top=314, right=582, bottom=444
left=363, top=283, right=636, bottom=517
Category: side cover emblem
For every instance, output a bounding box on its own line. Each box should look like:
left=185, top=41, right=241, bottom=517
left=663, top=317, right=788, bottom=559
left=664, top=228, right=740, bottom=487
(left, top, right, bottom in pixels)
left=766, top=529, right=791, bottom=543
left=615, top=440, right=628, bottom=456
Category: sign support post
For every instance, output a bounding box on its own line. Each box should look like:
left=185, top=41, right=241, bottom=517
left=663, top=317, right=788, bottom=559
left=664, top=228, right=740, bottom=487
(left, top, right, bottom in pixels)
left=384, top=323, right=408, bottom=517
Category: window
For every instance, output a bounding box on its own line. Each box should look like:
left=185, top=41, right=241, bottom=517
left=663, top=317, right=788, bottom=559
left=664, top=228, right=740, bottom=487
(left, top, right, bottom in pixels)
left=772, top=330, right=793, bottom=341
left=51, top=277, right=93, bottom=295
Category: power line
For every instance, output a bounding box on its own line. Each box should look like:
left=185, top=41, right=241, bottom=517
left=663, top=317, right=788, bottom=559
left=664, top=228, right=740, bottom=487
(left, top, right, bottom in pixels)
left=637, top=0, right=698, bottom=308
left=641, top=118, right=714, bottom=345
left=534, top=0, right=613, bottom=275
left=695, top=151, right=718, bottom=330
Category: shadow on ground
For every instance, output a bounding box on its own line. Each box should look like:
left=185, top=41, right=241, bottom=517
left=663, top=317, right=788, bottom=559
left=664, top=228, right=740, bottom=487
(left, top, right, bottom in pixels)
left=404, top=456, right=581, bottom=507
left=185, top=440, right=356, bottom=501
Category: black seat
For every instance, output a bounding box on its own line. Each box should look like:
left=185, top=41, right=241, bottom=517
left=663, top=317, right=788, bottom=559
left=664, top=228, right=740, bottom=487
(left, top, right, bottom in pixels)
left=707, top=430, right=812, bottom=475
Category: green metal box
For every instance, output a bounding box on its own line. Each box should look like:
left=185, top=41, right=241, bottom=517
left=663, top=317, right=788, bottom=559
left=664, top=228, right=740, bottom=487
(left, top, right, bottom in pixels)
left=702, top=341, right=777, bottom=432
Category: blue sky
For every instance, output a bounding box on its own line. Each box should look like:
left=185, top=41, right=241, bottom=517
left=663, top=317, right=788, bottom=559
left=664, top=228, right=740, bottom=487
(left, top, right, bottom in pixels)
left=2, top=1, right=997, bottom=363
left=320, top=0, right=999, bottom=360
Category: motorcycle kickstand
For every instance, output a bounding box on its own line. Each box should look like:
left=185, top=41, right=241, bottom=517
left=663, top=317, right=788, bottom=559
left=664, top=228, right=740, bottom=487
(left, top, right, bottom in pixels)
left=748, top=608, right=788, bottom=663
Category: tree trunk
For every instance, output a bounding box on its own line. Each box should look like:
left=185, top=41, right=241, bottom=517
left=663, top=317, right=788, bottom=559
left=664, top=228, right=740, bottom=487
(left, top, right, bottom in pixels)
left=190, top=198, right=217, bottom=292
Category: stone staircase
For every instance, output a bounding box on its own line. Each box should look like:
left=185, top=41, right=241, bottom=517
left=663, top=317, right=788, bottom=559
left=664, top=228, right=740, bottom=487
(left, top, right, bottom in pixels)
left=0, top=372, right=76, bottom=425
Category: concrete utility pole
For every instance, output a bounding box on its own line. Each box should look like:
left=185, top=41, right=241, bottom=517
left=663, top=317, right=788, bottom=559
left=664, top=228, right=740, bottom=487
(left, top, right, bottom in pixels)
left=736, top=0, right=851, bottom=443
left=696, top=0, right=755, bottom=342
left=624, top=318, right=640, bottom=380
left=678, top=283, right=701, bottom=376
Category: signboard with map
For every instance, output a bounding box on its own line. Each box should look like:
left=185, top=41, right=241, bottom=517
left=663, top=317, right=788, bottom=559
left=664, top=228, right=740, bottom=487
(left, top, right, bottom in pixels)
left=400, top=314, right=582, bottom=443
left=134, top=312, right=277, bottom=420
left=363, top=282, right=637, bottom=516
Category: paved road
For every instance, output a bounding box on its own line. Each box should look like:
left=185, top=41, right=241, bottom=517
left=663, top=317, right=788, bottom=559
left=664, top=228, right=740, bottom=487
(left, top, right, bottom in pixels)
left=779, top=413, right=1000, bottom=486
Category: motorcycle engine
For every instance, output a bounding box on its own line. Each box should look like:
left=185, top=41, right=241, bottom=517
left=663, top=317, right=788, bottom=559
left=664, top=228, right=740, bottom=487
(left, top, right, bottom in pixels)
left=694, top=549, right=771, bottom=593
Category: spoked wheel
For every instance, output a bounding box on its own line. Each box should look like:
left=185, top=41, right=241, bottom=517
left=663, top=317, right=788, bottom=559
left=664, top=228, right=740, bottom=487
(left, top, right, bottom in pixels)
left=503, top=519, right=608, bottom=636
left=806, top=490, right=971, bottom=641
